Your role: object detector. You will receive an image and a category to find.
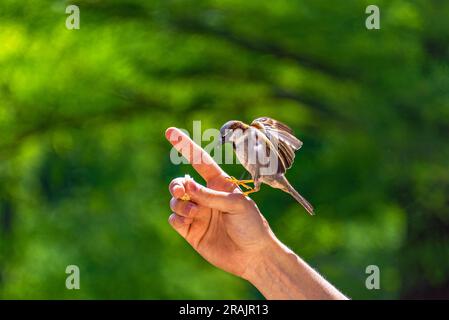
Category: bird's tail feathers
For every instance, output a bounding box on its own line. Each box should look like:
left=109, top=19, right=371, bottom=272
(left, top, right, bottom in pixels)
left=282, top=180, right=315, bottom=216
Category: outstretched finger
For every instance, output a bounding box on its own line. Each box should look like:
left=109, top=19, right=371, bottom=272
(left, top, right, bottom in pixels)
left=165, top=127, right=225, bottom=182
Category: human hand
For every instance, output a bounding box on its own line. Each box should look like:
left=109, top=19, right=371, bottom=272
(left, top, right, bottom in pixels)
left=166, top=127, right=276, bottom=279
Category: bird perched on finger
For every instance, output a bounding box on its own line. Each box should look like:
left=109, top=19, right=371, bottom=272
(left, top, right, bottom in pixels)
left=220, top=117, right=314, bottom=215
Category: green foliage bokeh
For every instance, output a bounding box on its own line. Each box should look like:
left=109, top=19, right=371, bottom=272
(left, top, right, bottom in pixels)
left=0, top=0, right=448, bottom=299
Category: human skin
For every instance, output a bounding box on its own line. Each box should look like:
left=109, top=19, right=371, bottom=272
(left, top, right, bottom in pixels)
left=166, top=127, right=347, bottom=300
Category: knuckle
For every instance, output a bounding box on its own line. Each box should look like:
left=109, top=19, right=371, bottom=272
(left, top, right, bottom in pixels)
left=197, top=185, right=209, bottom=199
left=185, top=204, right=194, bottom=217
left=262, top=217, right=270, bottom=229
left=169, top=198, right=178, bottom=211
left=228, top=193, right=247, bottom=211
left=189, top=203, right=200, bottom=217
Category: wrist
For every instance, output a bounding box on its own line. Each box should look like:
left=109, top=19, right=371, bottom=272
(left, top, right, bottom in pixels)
left=242, top=233, right=348, bottom=300
left=242, top=234, right=297, bottom=298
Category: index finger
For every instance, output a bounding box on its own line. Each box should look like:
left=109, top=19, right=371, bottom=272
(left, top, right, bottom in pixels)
left=165, top=127, right=225, bottom=182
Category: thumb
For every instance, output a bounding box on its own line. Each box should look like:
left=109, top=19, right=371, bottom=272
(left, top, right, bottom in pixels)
left=185, top=179, right=245, bottom=214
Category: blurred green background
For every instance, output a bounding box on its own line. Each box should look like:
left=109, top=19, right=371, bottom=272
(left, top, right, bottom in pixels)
left=1, top=0, right=448, bottom=299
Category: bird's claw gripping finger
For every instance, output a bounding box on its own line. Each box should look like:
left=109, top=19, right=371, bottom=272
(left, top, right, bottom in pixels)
left=243, top=189, right=258, bottom=196
left=224, top=176, right=260, bottom=196
left=225, top=176, right=254, bottom=190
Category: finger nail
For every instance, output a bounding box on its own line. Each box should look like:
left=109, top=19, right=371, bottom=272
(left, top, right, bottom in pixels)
left=185, top=175, right=198, bottom=193
left=165, top=127, right=179, bottom=141
left=173, top=185, right=183, bottom=194
left=186, top=180, right=198, bottom=193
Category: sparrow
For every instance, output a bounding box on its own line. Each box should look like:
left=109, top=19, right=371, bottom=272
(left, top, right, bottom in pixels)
left=220, top=117, right=314, bottom=215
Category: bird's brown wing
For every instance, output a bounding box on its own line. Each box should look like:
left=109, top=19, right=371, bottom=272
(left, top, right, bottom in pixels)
left=252, top=117, right=294, bottom=133
left=251, top=117, right=302, bottom=173
left=252, top=117, right=302, bottom=150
